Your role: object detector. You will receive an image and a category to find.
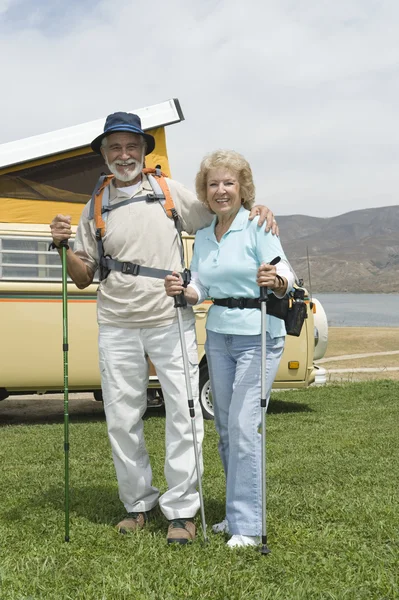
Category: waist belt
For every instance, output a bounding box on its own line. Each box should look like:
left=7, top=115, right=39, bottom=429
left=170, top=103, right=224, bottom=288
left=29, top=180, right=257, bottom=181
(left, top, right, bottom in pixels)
left=101, top=257, right=178, bottom=280
left=213, top=293, right=308, bottom=337
left=213, top=297, right=261, bottom=309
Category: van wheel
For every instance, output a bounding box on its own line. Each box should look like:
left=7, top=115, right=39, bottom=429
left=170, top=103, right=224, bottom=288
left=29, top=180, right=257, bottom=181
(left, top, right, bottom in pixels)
left=93, top=389, right=103, bottom=402
left=199, top=363, right=214, bottom=420
left=0, top=388, right=9, bottom=402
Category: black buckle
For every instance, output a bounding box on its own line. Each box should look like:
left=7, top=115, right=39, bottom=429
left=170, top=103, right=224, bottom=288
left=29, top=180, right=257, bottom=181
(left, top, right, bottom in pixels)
left=237, top=298, right=246, bottom=309
left=121, top=262, right=140, bottom=276
left=146, top=193, right=164, bottom=202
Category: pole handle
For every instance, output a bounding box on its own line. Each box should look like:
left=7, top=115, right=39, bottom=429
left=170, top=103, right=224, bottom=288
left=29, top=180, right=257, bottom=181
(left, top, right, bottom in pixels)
left=173, top=268, right=191, bottom=309
left=174, top=293, right=187, bottom=308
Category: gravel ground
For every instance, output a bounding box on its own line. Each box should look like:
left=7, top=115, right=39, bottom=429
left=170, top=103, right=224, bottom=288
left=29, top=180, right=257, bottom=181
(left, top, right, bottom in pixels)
left=0, top=393, right=105, bottom=425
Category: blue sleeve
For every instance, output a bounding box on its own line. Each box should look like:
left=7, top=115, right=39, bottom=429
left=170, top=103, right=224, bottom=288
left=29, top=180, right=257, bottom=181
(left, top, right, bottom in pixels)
left=253, top=218, right=288, bottom=265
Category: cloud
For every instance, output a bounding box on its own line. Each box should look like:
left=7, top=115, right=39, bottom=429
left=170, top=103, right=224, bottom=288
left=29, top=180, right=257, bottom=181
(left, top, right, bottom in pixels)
left=0, top=0, right=12, bottom=15
left=0, top=0, right=398, bottom=217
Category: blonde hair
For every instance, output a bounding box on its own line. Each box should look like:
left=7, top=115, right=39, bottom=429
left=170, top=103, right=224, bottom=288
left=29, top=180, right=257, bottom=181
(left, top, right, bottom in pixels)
left=195, top=150, right=255, bottom=212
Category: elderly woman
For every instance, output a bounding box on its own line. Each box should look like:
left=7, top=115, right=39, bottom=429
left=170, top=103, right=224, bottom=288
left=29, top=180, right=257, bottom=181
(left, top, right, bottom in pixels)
left=165, top=150, right=295, bottom=548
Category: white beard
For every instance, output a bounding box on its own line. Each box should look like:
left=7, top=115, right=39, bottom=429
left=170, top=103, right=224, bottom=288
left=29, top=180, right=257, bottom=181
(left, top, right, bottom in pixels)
left=106, top=155, right=144, bottom=183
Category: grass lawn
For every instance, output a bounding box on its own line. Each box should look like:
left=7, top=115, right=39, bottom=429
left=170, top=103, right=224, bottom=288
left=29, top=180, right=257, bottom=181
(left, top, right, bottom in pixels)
left=0, top=381, right=398, bottom=599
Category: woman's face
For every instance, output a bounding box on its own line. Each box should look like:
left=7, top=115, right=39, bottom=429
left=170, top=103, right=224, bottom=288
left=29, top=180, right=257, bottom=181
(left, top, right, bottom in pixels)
left=206, top=168, right=242, bottom=219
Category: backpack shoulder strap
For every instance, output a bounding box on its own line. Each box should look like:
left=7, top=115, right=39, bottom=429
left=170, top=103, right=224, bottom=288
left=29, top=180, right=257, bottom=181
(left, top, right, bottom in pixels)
left=88, top=174, right=114, bottom=238
left=142, top=167, right=175, bottom=219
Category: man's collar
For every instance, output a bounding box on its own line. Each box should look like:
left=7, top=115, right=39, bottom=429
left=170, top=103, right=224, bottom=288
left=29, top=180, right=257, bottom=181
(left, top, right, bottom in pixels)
left=109, top=174, right=152, bottom=200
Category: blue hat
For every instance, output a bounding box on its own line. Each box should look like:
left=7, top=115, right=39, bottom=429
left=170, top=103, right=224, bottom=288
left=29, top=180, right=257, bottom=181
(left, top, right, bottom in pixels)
left=91, top=112, right=155, bottom=155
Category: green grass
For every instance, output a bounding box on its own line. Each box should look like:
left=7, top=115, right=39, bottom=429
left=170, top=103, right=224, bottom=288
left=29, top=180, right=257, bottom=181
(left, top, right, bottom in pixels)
left=0, top=381, right=398, bottom=600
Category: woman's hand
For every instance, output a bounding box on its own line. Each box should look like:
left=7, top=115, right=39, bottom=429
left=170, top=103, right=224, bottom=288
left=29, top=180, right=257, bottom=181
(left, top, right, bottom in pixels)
left=164, top=273, right=184, bottom=297
left=257, top=263, right=277, bottom=288
left=257, top=264, right=288, bottom=295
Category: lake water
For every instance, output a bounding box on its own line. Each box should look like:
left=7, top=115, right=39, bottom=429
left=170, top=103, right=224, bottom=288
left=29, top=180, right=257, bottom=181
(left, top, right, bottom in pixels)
left=313, top=293, right=399, bottom=327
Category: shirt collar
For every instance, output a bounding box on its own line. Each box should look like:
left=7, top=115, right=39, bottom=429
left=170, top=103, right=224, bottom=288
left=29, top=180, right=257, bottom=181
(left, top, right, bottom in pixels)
left=109, top=174, right=152, bottom=201
left=229, top=205, right=250, bottom=231
left=206, top=206, right=249, bottom=240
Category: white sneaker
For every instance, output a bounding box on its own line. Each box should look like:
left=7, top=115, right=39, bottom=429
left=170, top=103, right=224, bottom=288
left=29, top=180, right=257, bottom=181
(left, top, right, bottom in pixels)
left=227, top=534, right=260, bottom=548
left=212, top=518, right=229, bottom=534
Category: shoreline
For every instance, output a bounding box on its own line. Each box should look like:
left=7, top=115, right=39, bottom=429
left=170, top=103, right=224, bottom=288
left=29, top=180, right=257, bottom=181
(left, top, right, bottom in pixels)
left=318, top=326, right=399, bottom=383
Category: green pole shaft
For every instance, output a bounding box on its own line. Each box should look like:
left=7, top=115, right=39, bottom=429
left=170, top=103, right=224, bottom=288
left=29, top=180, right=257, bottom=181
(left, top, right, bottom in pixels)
left=60, top=242, right=70, bottom=542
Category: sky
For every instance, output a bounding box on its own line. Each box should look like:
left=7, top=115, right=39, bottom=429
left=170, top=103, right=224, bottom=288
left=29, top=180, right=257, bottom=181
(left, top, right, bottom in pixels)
left=0, top=0, right=398, bottom=217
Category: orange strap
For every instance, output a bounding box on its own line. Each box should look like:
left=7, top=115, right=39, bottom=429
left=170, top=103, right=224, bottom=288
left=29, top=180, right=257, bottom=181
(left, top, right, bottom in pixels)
left=142, top=167, right=175, bottom=218
left=94, top=175, right=114, bottom=238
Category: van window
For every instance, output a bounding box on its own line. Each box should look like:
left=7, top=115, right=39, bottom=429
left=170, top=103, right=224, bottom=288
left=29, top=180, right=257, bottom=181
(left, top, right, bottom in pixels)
left=0, top=153, right=105, bottom=202
left=0, top=235, right=75, bottom=281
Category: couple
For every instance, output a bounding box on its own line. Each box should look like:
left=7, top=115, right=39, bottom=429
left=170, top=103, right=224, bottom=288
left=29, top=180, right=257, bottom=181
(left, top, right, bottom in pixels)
left=50, top=112, right=294, bottom=548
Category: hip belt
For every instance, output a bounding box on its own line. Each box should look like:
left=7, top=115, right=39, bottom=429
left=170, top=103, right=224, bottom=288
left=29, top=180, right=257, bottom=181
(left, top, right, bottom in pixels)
left=213, top=297, right=261, bottom=309
left=212, top=294, right=308, bottom=337
left=213, top=295, right=289, bottom=321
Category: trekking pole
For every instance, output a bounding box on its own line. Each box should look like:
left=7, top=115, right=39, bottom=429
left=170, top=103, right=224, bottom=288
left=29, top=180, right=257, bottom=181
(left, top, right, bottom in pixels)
left=173, top=270, right=208, bottom=544
left=60, top=240, right=70, bottom=542
left=259, top=256, right=280, bottom=556
left=259, top=283, right=270, bottom=555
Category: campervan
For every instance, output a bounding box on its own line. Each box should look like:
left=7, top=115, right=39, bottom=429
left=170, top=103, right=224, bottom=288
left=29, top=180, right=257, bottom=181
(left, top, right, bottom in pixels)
left=0, top=98, right=328, bottom=419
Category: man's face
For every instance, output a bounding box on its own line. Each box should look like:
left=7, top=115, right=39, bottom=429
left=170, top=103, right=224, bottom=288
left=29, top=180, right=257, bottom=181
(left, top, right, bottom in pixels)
left=101, top=132, right=145, bottom=184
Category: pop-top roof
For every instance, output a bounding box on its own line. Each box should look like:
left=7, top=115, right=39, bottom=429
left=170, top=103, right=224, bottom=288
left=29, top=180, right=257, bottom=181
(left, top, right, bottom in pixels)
left=0, top=98, right=184, bottom=171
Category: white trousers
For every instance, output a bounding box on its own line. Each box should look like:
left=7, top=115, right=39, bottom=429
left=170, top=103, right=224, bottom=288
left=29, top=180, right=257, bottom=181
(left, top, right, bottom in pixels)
left=98, top=317, right=204, bottom=520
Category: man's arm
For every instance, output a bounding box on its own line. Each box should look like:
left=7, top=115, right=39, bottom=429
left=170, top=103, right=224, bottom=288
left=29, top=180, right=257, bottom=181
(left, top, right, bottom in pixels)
left=50, top=214, right=95, bottom=289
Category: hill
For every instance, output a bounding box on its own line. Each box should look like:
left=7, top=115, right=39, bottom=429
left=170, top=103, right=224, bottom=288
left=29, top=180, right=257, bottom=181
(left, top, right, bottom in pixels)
left=277, top=205, right=399, bottom=293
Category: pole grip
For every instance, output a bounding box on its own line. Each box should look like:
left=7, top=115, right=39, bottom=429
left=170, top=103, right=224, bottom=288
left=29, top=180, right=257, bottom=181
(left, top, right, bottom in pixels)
left=59, top=240, right=69, bottom=249
left=172, top=268, right=191, bottom=309
left=174, top=293, right=187, bottom=308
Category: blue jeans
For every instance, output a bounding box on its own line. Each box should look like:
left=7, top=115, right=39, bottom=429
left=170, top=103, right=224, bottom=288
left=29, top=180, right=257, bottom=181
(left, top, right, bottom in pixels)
left=205, top=330, right=284, bottom=536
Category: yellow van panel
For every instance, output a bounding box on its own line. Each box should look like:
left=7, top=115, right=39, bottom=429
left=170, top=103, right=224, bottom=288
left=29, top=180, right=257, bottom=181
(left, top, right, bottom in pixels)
left=0, top=233, right=316, bottom=393
left=0, top=127, right=170, bottom=226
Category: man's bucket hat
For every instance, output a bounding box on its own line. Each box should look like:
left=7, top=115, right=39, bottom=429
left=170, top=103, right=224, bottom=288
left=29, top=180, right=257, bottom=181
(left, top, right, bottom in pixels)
left=91, top=112, right=155, bottom=155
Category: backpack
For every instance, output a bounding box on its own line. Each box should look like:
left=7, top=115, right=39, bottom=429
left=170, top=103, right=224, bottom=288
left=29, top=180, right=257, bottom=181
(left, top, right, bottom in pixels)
left=88, top=167, right=184, bottom=281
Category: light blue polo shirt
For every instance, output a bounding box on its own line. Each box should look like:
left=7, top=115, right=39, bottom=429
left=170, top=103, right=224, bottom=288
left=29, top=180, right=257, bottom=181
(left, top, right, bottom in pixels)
left=190, top=207, right=291, bottom=337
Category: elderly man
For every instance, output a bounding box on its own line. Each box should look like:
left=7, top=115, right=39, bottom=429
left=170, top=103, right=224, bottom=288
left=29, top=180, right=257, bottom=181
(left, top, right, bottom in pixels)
left=50, top=112, right=277, bottom=544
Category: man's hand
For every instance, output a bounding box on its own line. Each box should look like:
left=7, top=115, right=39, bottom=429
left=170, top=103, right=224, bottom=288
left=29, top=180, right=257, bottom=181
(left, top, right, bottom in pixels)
left=249, top=205, right=279, bottom=235
left=50, top=214, right=72, bottom=246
